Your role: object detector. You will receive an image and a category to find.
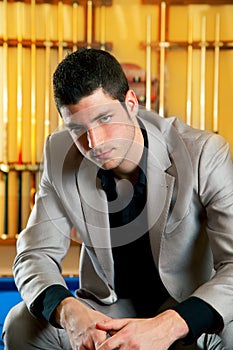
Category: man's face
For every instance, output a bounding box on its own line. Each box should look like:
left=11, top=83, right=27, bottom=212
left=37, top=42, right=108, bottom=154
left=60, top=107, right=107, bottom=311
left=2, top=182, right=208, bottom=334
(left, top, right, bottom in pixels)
left=61, top=88, right=139, bottom=171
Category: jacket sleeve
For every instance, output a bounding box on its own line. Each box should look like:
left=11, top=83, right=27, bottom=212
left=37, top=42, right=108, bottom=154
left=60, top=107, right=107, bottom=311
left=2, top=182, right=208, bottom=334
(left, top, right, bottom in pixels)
left=13, top=134, right=74, bottom=315
left=192, top=133, right=233, bottom=326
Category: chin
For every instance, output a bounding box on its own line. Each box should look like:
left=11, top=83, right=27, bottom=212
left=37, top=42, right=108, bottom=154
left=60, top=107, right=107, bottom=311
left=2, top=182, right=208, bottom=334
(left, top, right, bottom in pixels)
left=101, top=158, right=121, bottom=171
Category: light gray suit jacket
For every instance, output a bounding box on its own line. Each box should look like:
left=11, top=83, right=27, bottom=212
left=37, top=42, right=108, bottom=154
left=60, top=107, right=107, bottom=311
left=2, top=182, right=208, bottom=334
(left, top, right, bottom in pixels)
left=14, top=111, right=233, bottom=330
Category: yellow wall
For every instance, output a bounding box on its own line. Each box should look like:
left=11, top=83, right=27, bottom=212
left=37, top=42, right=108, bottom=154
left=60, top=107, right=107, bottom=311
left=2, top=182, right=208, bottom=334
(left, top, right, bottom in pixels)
left=0, top=1, right=232, bottom=162
left=0, top=0, right=232, bottom=237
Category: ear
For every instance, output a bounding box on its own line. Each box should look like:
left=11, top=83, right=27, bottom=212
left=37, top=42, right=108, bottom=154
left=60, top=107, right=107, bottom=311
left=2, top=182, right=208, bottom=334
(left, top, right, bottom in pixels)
left=125, top=90, right=139, bottom=117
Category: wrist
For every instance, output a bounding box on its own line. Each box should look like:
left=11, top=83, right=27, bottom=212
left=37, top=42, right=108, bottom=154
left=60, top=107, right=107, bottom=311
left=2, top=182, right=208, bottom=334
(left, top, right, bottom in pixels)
left=153, top=309, right=189, bottom=346
left=54, top=296, right=76, bottom=328
left=166, top=309, right=189, bottom=341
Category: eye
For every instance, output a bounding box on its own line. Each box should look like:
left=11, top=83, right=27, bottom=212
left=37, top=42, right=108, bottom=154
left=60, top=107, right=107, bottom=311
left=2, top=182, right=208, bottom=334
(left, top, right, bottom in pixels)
left=100, top=115, right=111, bottom=124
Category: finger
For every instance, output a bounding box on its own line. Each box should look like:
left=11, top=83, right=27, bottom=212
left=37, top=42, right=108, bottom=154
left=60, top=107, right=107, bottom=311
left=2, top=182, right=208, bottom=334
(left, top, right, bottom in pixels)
left=96, top=334, right=121, bottom=350
left=96, top=318, right=129, bottom=332
left=94, top=330, right=109, bottom=348
left=80, top=335, right=95, bottom=350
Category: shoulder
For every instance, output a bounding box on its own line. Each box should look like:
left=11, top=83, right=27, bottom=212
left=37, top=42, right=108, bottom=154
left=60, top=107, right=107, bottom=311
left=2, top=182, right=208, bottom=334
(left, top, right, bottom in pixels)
left=138, top=109, right=229, bottom=157
left=46, top=128, right=78, bottom=156
left=167, top=117, right=230, bottom=162
left=43, top=128, right=83, bottom=171
left=48, top=128, right=73, bottom=146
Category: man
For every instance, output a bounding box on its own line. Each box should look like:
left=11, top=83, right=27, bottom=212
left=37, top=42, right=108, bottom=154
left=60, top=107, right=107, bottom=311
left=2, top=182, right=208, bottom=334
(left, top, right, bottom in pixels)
left=3, top=48, right=233, bottom=349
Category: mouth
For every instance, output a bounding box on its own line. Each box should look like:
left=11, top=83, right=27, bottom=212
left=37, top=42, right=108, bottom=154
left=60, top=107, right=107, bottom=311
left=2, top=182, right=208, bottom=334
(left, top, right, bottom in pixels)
left=94, top=149, right=113, bottom=160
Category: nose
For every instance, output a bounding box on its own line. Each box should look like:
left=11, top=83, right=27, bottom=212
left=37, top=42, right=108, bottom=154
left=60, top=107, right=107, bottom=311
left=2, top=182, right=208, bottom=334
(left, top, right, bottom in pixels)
left=87, top=127, right=103, bottom=149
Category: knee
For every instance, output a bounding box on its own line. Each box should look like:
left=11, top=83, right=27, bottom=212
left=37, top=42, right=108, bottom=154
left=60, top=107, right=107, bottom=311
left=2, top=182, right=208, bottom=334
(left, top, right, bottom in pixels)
left=3, top=302, right=24, bottom=336
left=220, top=321, right=233, bottom=350
left=2, top=301, right=63, bottom=350
left=2, top=301, right=34, bottom=349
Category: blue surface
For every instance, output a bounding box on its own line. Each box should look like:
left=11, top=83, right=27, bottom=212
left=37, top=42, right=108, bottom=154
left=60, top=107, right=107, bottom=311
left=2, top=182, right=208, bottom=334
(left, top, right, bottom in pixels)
left=0, top=277, right=79, bottom=350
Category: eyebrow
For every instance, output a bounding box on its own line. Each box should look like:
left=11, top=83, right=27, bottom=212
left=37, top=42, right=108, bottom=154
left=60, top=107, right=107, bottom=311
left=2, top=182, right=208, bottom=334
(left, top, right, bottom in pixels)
left=65, top=122, right=83, bottom=129
left=65, top=110, right=114, bottom=129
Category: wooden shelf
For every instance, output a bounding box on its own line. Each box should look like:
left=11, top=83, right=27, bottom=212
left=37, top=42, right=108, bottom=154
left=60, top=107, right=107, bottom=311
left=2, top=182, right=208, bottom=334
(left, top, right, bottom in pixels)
left=3, top=0, right=112, bottom=5
left=0, top=39, right=113, bottom=51
left=0, top=237, right=81, bottom=246
left=140, top=40, right=233, bottom=51
left=142, top=0, right=233, bottom=4
left=0, top=237, right=17, bottom=246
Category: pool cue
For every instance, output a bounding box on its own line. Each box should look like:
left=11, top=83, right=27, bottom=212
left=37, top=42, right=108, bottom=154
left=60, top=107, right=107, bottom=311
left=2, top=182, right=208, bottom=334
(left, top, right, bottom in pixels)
left=16, top=1, right=24, bottom=234
left=186, top=13, right=193, bottom=126
left=87, top=0, right=93, bottom=48
left=146, top=14, right=151, bottom=111
left=30, top=0, right=37, bottom=209
left=44, top=4, right=51, bottom=140
left=2, top=0, right=8, bottom=166
left=72, top=2, right=78, bottom=52
left=3, top=171, right=9, bottom=238
left=57, top=0, right=64, bottom=129
left=31, top=0, right=36, bottom=164
left=159, top=1, right=166, bottom=117
left=2, top=0, right=9, bottom=237
left=199, top=16, right=206, bottom=130
left=213, top=13, right=220, bottom=134
left=100, top=3, right=106, bottom=50
left=58, top=0, right=64, bottom=62
left=16, top=1, right=23, bottom=165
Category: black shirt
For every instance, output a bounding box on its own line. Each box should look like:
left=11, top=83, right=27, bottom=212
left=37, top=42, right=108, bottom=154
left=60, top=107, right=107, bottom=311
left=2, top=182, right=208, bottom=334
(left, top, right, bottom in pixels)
left=98, top=129, right=170, bottom=318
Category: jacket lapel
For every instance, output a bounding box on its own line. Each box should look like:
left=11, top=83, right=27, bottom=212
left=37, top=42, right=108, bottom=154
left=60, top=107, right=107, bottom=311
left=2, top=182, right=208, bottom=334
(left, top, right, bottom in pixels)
left=162, top=121, right=193, bottom=234
left=142, top=119, right=175, bottom=266
left=76, top=157, right=115, bottom=288
left=55, top=136, right=114, bottom=288
left=141, top=115, right=194, bottom=267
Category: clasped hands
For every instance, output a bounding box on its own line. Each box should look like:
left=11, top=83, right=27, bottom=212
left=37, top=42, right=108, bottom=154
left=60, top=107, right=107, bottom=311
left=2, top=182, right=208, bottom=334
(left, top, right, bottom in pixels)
left=95, top=309, right=188, bottom=350
left=56, top=297, right=188, bottom=350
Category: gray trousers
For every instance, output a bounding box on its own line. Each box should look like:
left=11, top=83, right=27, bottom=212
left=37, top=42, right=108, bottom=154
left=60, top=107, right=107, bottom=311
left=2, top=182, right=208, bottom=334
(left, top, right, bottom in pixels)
left=2, top=301, right=228, bottom=350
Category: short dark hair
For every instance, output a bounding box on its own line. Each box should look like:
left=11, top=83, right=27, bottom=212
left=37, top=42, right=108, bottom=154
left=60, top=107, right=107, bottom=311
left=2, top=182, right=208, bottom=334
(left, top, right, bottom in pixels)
left=53, top=48, right=129, bottom=112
